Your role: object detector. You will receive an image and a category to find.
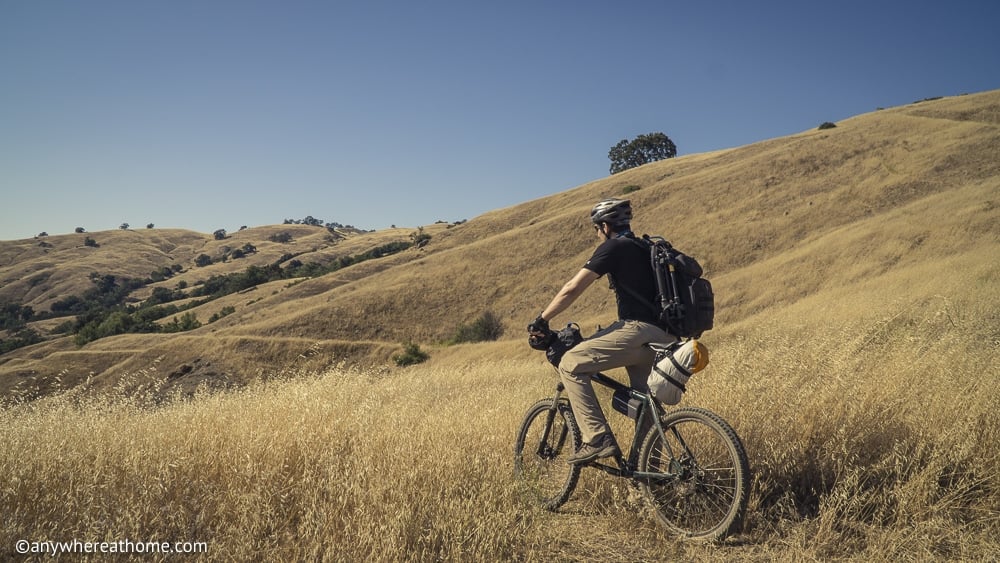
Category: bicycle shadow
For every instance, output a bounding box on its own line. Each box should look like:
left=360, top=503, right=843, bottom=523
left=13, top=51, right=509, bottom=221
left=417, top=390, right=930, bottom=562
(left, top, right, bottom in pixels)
left=742, top=417, right=926, bottom=541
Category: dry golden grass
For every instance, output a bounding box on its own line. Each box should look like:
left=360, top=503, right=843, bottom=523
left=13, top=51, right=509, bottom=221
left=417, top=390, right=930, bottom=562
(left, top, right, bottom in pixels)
left=2, top=267, right=997, bottom=561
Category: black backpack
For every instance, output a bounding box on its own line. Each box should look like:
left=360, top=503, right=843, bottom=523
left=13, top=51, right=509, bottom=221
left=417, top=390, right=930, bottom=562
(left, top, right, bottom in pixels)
left=620, top=235, right=715, bottom=339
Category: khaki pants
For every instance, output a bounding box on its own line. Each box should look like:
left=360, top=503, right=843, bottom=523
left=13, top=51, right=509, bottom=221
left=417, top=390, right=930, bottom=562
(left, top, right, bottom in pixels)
left=558, top=320, right=674, bottom=444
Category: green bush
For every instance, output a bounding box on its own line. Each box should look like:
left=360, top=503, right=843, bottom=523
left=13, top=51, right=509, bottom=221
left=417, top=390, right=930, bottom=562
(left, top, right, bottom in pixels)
left=162, top=312, right=201, bottom=333
left=0, top=328, right=42, bottom=354
left=818, top=121, right=837, bottom=130
left=1, top=303, right=35, bottom=330
left=411, top=227, right=432, bottom=246
left=209, top=306, right=236, bottom=323
left=622, top=185, right=641, bottom=195
left=393, top=343, right=429, bottom=366
left=450, top=310, right=504, bottom=344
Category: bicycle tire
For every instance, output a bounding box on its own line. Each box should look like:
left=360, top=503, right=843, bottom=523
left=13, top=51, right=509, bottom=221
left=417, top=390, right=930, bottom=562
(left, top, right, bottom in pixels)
left=513, top=398, right=582, bottom=510
left=637, top=406, right=750, bottom=541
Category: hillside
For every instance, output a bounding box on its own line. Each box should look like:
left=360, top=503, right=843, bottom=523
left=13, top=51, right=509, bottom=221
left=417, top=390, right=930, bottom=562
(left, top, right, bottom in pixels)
left=1, top=90, right=998, bottom=402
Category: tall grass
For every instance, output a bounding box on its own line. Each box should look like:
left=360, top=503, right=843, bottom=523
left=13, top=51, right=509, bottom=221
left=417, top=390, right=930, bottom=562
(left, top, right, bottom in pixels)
left=3, top=256, right=999, bottom=561
left=3, top=272, right=998, bottom=561
left=1, top=360, right=551, bottom=561
left=700, top=252, right=1000, bottom=560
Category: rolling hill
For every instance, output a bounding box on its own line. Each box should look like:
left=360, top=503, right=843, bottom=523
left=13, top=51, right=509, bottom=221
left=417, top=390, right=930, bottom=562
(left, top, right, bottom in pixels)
left=1, top=89, right=998, bottom=402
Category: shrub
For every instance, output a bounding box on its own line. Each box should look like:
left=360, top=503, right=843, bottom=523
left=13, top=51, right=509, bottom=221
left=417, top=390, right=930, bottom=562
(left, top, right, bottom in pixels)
left=622, top=185, right=641, bottom=195
left=393, top=343, right=429, bottom=366
left=214, top=229, right=227, bottom=240
left=146, top=286, right=183, bottom=306
left=818, top=121, right=837, bottom=130
left=162, top=312, right=201, bottom=333
left=269, top=232, right=293, bottom=243
left=195, top=254, right=213, bottom=267
left=209, top=306, right=236, bottom=323
left=84, top=237, right=99, bottom=248
left=0, top=328, right=42, bottom=354
left=75, top=227, right=85, bottom=233
left=450, top=310, right=504, bottom=344
left=411, top=227, right=432, bottom=246
left=74, top=310, right=134, bottom=345
left=1, top=303, right=35, bottom=330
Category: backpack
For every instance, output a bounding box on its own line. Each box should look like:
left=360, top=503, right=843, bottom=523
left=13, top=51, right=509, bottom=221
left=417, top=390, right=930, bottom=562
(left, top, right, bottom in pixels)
left=621, top=235, right=715, bottom=338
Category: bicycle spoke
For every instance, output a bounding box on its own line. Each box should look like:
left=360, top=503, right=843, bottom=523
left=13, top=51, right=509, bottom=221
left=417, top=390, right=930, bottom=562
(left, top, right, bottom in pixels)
left=637, top=407, right=750, bottom=541
left=514, top=399, right=582, bottom=510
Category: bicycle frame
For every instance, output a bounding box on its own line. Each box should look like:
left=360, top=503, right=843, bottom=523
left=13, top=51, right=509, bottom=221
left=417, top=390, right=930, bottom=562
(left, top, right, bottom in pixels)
left=545, top=372, right=675, bottom=483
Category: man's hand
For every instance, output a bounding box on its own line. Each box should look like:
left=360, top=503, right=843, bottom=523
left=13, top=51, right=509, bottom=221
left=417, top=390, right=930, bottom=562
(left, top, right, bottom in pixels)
left=527, top=315, right=553, bottom=351
left=527, top=315, right=549, bottom=335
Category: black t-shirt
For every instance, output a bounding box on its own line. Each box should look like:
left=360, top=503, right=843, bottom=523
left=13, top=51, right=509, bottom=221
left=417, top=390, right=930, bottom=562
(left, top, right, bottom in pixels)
left=583, top=234, right=659, bottom=324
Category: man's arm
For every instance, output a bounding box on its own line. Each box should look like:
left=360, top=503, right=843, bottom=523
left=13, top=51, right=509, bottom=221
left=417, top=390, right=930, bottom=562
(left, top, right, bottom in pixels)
left=540, top=268, right=600, bottom=322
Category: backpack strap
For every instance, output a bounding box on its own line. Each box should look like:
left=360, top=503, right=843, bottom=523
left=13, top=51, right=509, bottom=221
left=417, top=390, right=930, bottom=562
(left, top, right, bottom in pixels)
left=615, top=277, right=661, bottom=317
left=616, top=235, right=675, bottom=329
left=610, top=235, right=654, bottom=307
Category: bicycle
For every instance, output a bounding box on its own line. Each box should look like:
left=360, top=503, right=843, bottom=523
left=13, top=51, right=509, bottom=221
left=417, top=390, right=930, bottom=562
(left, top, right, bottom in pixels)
left=514, top=341, right=751, bottom=542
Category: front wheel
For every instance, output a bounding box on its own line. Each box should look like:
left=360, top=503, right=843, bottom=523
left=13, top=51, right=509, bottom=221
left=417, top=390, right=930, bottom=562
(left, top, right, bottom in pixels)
left=513, top=398, right=582, bottom=510
left=637, top=407, right=750, bottom=541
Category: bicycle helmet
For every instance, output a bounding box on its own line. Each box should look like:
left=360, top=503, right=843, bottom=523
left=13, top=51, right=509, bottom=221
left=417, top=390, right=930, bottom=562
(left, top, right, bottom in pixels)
left=590, top=198, right=632, bottom=227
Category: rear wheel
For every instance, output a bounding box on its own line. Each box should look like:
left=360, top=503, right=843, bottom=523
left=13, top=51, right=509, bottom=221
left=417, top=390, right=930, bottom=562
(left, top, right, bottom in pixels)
left=514, top=398, right=582, bottom=510
left=637, top=407, right=750, bottom=541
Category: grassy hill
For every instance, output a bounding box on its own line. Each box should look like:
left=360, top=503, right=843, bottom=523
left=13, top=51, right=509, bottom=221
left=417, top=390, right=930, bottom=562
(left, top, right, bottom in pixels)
left=1, top=90, right=998, bottom=560
left=2, top=90, right=997, bottom=401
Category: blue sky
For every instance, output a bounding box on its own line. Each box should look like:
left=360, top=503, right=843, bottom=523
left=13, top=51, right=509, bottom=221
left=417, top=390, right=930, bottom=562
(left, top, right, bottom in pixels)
left=2, top=0, right=998, bottom=241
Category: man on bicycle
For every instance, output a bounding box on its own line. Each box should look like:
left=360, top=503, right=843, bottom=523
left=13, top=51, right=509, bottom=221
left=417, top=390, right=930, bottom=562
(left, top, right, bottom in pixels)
left=528, top=198, right=674, bottom=465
